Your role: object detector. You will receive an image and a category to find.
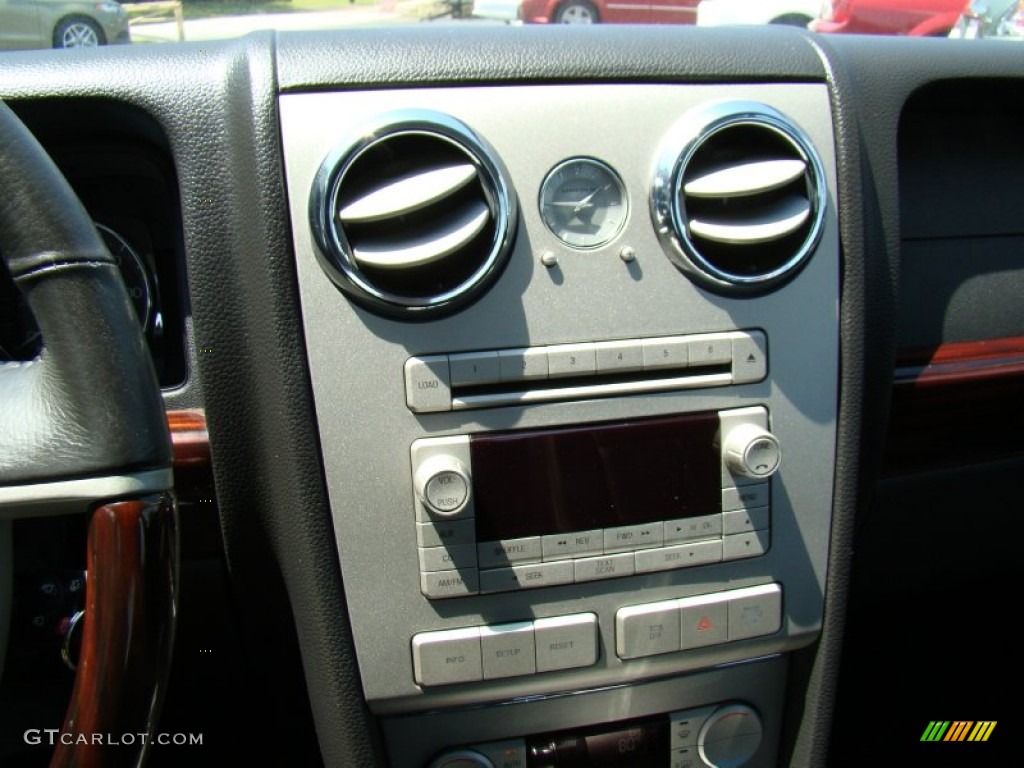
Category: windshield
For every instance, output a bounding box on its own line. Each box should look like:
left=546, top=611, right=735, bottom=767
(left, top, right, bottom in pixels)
left=0, top=0, right=1020, bottom=53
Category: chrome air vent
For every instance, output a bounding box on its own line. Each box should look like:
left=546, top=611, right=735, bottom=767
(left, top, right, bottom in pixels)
left=651, top=102, right=826, bottom=294
left=310, top=110, right=517, bottom=318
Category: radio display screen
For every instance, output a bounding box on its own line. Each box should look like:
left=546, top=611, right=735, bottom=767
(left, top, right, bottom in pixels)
left=470, top=412, right=720, bottom=541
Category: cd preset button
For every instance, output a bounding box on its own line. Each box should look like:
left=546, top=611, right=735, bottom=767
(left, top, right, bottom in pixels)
left=498, top=348, right=549, bottom=381
left=547, top=343, right=597, bottom=378
left=449, top=351, right=500, bottom=387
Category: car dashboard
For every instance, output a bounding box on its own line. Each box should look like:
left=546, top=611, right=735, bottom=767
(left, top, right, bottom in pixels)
left=0, top=22, right=1020, bottom=768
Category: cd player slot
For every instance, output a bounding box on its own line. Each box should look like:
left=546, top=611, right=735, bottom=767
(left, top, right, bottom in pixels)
left=404, top=329, right=768, bottom=414
left=451, top=363, right=732, bottom=411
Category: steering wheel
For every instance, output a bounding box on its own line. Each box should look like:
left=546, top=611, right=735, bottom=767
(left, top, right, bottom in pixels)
left=0, top=101, right=176, bottom=767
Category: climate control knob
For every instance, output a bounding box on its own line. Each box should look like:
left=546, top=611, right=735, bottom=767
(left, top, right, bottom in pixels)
left=698, top=703, right=764, bottom=768
left=414, top=455, right=472, bottom=517
left=427, top=749, right=494, bottom=768
left=723, top=424, right=781, bottom=479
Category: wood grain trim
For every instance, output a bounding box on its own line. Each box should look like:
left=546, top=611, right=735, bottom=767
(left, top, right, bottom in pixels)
left=51, top=494, right=177, bottom=768
left=168, top=408, right=209, bottom=468
left=894, top=336, right=1024, bottom=387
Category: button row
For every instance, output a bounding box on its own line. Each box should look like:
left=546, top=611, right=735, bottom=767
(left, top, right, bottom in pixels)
left=479, top=539, right=728, bottom=594
left=405, top=330, right=767, bottom=413
left=615, top=583, right=782, bottom=660
left=411, top=613, right=599, bottom=687
left=419, top=508, right=770, bottom=599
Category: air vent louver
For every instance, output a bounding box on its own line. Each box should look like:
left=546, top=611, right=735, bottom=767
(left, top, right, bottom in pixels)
left=651, top=102, right=826, bottom=294
left=310, top=111, right=517, bottom=318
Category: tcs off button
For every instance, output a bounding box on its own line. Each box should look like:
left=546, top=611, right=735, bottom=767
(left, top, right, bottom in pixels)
left=415, top=456, right=471, bottom=516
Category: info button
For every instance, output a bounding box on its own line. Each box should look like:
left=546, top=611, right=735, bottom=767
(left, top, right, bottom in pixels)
left=412, top=626, right=482, bottom=687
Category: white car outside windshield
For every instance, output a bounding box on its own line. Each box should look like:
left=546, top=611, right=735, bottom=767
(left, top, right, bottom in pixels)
left=697, top=0, right=821, bottom=26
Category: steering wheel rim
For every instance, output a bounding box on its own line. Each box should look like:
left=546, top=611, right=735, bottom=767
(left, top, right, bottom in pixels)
left=0, top=100, right=176, bottom=767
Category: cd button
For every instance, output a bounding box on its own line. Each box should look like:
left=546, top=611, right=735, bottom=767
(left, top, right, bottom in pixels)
left=498, top=348, right=548, bottom=381
left=419, top=544, right=478, bottom=573
left=449, top=351, right=500, bottom=387
left=687, top=334, right=732, bottom=366
left=547, top=343, right=597, bottom=377
left=642, top=337, right=688, bottom=370
left=595, top=340, right=644, bottom=373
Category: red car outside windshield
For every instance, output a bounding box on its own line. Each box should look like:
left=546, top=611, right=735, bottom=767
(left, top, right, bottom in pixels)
left=811, top=0, right=965, bottom=35
left=519, top=0, right=700, bottom=25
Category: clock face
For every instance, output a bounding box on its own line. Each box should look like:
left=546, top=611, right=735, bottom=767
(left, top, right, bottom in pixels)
left=539, top=158, right=628, bottom=249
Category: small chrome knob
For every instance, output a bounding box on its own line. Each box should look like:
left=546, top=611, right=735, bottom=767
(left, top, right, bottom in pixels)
left=723, top=424, right=781, bottom=479
left=414, top=456, right=472, bottom=517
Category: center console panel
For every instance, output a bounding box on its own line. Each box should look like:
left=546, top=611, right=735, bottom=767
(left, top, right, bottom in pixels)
left=280, top=83, right=838, bottom=766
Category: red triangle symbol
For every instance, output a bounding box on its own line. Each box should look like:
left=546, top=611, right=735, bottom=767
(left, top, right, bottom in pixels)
left=697, top=615, right=713, bottom=632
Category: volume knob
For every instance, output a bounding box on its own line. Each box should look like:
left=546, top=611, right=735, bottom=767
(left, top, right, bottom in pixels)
left=414, top=455, right=472, bottom=517
left=723, top=424, right=781, bottom=479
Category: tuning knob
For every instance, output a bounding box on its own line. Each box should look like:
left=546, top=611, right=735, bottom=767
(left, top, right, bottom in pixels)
left=723, top=423, right=781, bottom=479
left=698, top=703, right=764, bottom=768
left=427, top=749, right=494, bottom=768
left=414, top=455, right=472, bottom=517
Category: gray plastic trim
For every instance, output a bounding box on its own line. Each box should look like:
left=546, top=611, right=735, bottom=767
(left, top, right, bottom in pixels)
left=283, top=82, right=839, bottom=718
left=0, top=468, right=173, bottom=519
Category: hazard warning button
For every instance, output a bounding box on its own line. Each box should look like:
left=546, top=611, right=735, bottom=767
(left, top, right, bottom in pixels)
left=679, top=593, right=728, bottom=650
